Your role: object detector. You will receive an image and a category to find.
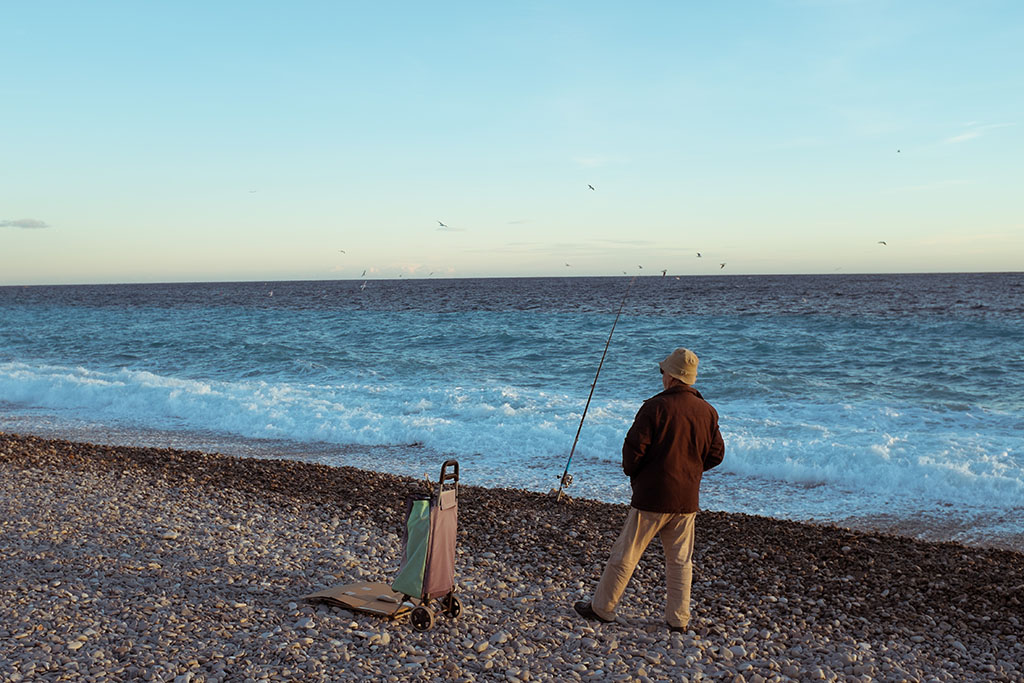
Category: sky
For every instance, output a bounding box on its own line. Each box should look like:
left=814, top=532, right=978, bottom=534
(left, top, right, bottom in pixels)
left=2, top=1, right=1022, bottom=285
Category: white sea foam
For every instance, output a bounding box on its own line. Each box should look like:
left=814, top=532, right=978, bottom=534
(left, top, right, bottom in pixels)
left=2, top=361, right=1021, bottom=521
left=722, top=403, right=1023, bottom=508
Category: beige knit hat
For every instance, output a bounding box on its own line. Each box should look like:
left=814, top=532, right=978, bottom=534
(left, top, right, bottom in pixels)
left=659, top=347, right=699, bottom=384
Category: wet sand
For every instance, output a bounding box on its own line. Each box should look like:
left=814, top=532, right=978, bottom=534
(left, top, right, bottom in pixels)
left=1, top=432, right=1022, bottom=681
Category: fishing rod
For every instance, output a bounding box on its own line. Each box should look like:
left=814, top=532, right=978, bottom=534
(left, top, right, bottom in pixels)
left=556, top=274, right=637, bottom=501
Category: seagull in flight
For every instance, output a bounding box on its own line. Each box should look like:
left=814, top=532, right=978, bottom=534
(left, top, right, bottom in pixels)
left=359, top=281, right=367, bottom=291
left=438, top=221, right=448, bottom=228
left=587, top=184, right=595, bottom=191
left=360, top=269, right=366, bottom=277
left=338, top=249, right=346, bottom=254
left=720, top=263, right=726, bottom=269
left=878, top=241, right=887, bottom=246
left=661, top=269, right=667, bottom=277
left=696, top=252, right=702, bottom=258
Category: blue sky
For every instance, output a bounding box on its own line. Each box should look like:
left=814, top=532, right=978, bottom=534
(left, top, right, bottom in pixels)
left=2, top=1, right=1021, bottom=285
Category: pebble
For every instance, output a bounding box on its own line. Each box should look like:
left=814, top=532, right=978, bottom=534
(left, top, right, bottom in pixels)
left=1, top=432, right=1021, bottom=683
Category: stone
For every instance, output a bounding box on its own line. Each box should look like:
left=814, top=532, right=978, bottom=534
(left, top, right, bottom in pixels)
left=1, top=432, right=1020, bottom=683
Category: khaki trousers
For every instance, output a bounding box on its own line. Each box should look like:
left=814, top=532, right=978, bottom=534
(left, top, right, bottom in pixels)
left=591, top=507, right=696, bottom=628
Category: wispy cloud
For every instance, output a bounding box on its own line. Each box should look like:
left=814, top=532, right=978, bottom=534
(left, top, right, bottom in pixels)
left=945, top=130, right=982, bottom=144
left=1, top=218, right=49, bottom=229
left=573, top=155, right=609, bottom=168
left=473, top=240, right=696, bottom=257
left=943, top=122, right=1013, bottom=144
left=916, top=231, right=1021, bottom=249
left=590, top=238, right=661, bottom=247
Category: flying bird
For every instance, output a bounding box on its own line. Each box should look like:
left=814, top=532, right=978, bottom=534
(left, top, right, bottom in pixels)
left=696, top=252, right=702, bottom=258
left=338, top=249, right=346, bottom=254
left=661, top=269, right=667, bottom=277
left=565, top=263, right=571, bottom=267
left=437, top=221, right=448, bottom=228
left=720, top=263, right=726, bottom=269
left=360, top=269, right=366, bottom=277
left=587, top=184, right=595, bottom=191
left=359, top=281, right=367, bottom=291
left=878, top=241, right=887, bottom=246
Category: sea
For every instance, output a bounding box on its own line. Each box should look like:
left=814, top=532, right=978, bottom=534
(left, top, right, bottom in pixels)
left=1, top=273, right=1021, bottom=551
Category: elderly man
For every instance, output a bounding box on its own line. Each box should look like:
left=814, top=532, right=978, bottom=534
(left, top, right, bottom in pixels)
left=574, top=347, right=725, bottom=632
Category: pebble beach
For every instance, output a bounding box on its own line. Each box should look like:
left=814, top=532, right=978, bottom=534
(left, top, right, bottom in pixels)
left=2, top=432, right=1022, bottom=682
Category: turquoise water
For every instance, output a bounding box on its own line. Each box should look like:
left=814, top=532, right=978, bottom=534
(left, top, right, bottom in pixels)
left=1, top=274, right=1021, bottom=549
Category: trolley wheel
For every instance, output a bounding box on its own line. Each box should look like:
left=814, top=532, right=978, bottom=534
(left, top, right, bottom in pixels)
left=442, top=594, right=462, bottom=618
left=410, top=606, right=435, bottom=631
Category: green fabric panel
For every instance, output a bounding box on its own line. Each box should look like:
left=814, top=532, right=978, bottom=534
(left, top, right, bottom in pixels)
left=391, top=499, right=431, bottom=597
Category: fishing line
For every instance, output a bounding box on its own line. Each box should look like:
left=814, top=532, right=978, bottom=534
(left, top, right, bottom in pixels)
left=556, top=274, right=637, bottom=501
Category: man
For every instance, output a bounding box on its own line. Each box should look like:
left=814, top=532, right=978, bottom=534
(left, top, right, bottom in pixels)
left=574, top=347, right=725, bottom=632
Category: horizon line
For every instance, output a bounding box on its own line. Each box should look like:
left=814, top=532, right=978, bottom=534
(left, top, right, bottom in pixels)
left=2, top=270, right=1021, bottom=289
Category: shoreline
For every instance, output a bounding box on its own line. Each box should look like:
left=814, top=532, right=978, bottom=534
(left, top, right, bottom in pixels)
left=2, top=431, right=1022, bottom=681
left=6, top=418, right=1021, bottom=555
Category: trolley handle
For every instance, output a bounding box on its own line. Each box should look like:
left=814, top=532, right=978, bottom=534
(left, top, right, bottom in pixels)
left=439, top=459, right=459, bottom=487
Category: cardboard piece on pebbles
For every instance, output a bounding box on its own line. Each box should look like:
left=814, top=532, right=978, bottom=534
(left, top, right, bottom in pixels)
left=302, top=581, right=415, bottom=616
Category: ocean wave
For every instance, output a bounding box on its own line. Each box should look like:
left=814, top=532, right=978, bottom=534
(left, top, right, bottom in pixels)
left=2, top=361, right=1020, bottom=514
left=720, top=402, right=1023, bottom=508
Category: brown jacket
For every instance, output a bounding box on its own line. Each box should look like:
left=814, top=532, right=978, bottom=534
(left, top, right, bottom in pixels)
left=622, top=384, right=724, bottom=513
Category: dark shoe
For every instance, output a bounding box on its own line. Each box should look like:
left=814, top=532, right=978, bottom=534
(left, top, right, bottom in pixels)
left=668, top=623, right=689, bottom=633
left=573, top=601, right=613, bottom=623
